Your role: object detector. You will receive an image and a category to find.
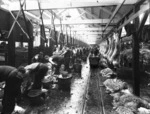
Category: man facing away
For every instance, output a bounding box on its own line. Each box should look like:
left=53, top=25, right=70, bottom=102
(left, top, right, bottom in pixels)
left=0, top=65, right=26, bottom=114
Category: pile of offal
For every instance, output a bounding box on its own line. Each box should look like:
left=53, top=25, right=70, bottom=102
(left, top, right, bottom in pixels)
left=100, top=67, right=150, bottom=114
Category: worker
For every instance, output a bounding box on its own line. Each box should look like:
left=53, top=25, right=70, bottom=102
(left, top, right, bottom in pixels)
left=0, top=65, right=26, bottom=114
left=49, top=55, right=64, bottom=74
left=32, top=51, right=45, bottom=63
left=24, top=62, right=49, bottom=90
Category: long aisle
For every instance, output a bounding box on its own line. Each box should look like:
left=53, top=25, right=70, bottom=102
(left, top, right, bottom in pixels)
left=84, top=67, right=113, bottom=114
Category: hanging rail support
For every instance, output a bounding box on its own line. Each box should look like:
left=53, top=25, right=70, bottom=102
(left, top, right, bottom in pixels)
left=19, top=0, right=33, bottom=64
left=51, top=10, right=57, bottom=46
left=103, top=0, right=125, bottom=33
left=37, top=0, right=46, bottom=41
left=19, top=0, right=31, bottom=38
left=105, top=0, right=148, bottom=40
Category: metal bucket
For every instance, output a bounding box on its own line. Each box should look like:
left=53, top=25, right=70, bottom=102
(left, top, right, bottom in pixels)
left=89, top=57, right=100, bottom=68
left=74, top=63, right=82, bottom=74
left=57, top=74, right=72, bottom=92
left=27, top=90, right=45, bottom=106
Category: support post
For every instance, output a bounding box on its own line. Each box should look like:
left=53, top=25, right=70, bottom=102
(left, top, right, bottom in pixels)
left=49, top=29, right=54, bottom=56
left=66, top=26, right=68, bottom=45
left=70, top=27, right=72, bottom=45
left=67, top=35, right=68, bottom=45
left=19, top=0, right=33, bottom=64
left=132, top=4, right=140, bottom=96
left=40, top=25, right=45, bottom=50
left=133, top=4, right=150, bottom=96
left=8, top=17, right=15, bottom=66
left=51, top=10, right=57, bottom=46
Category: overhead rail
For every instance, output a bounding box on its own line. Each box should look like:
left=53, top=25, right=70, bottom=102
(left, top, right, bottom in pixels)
left=105, top=0, right=148, bottom=39
left=103, top=0, right=126, bottom=33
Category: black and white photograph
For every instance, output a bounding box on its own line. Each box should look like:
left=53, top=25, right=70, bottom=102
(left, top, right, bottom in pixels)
left=0, top=0, right=150, bottom=114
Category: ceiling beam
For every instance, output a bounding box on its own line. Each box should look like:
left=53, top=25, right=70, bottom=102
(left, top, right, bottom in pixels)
left=44, top=19, right=117, bottom=25
left=9, top=1, right=136, bottom=11
left=71, top=27, right=112, bottom=31
left=75, top=31, right=105, bottom=35
left=103, top=0, right=125, bottom=32
left=118, top=2, right=150, bottom=30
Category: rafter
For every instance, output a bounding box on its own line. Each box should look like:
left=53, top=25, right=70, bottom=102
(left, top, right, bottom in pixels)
left=71, top=27, right=112, bottom=31
left=44, top=19, right=117, bottom=25
left=75, top=31, right=105, bottom=35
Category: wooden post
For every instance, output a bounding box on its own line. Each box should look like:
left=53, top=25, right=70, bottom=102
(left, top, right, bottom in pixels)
left=48, top=29, right=52, bottom=56
left=49, top=29, right=54, bottom=56
left=132, top=4, right=140, bottom=96
left=66, top=26, right=68, bottom=45
left=67, top=35, right=68, bottom=45
left=40, top=25, right=45, bottom=50
left=70, top=27, right=72, bottom=45
left=19, top=0, right=33, bottom=64
left=51, top=10, right=57, bottom=46
left=27, top=21, right=33, bottom=64
left=8, top=16, right=15, bottom=66
left=73, top=32, right=75, bottom=45
left=133, top=5, right=150, bottom=96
